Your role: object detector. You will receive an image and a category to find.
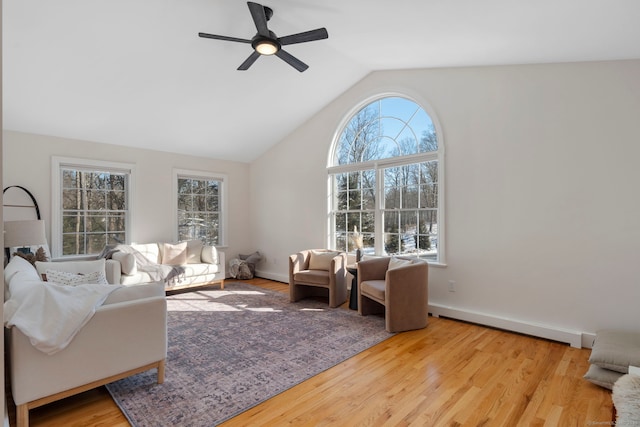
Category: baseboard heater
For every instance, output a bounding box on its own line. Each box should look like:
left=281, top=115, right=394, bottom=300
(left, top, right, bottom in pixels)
left=429, top=303, right=583, bottom=348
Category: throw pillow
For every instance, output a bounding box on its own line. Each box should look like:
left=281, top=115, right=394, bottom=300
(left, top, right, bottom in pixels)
left=583, top=364, right=624, bottom=390
left=388, top=257, right=413, bottom=270
left=238, top=252, right=262, bottom=277
left=308, top=250, right=338, bottom=271
left=589, top=330, right=640, bottom=373
left=35, top=259, right=107, bottom=278
left=239, top=251, right=262, bottom=265
left=45, top=269, right=109, bottom=286
left=201, top=245, right=219, bottom=264
left=162, top=242, right=188, bottom=265
left=186, top=240, right=204, bottom=264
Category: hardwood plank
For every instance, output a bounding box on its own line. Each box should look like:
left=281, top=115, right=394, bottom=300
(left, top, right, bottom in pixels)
left=5, top=278, right=614, bottom=426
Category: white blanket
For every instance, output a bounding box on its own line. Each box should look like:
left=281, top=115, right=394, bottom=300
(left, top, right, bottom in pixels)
left=4, top=282, right=120, bottom=355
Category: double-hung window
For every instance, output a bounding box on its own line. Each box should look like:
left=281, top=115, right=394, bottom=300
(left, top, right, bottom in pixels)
left=174, top=169, right=226, bottom=246
left=52, top=157, right=135, bottom=258
left=328, top=96, right=444, bottom=263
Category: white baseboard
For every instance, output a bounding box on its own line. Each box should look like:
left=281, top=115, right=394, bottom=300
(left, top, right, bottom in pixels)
left=429, top=303, right=585, bottom=348
left=242, top=279, right=596, bottom=349
left=254, top=269, right=288, bottom=284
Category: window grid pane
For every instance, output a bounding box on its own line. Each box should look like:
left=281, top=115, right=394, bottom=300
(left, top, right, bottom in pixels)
left=61, top=168, right=128, bottom=256
left=330, top=96, right=440, bottom=262
left=177, top=176, right=222, bottom=245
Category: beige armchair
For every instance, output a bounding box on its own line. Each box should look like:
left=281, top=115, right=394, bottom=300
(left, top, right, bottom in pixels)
left=357, top=256, right=429, bottom=332
left=289, top=249, right=348, bottom=308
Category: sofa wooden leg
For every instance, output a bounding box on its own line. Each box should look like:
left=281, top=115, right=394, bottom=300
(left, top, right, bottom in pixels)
left=16, top=403, right=29, bottom=427
left=157, top=360, right=166, bottom=384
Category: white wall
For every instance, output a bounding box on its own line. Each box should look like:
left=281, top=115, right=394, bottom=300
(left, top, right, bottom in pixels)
left=2, top=131, right=254, bottom=265
left=250, top=59, right=640, bottom=343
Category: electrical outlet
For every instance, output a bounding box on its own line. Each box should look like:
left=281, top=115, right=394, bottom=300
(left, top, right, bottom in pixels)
left=448, top=280, right=456, bottom=292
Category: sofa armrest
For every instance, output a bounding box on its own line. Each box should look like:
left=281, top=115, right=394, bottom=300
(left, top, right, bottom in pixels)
left=105, top=259, right=121, bottom=284
left=9, top=295, right=167, bottom=406
left=386, top=261, right=428, bottom=306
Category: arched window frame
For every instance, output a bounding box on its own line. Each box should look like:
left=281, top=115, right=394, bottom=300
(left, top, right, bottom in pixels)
left=327, top=93, right=446, bottom=265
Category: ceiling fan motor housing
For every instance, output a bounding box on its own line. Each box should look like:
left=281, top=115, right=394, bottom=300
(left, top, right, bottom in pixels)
left=252, top=31, right=281, bottom=55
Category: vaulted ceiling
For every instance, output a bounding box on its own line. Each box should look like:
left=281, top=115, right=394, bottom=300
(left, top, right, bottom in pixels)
left=4, top=0, right=640, bottom=162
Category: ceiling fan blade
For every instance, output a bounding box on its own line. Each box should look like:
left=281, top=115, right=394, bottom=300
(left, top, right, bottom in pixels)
left=198, top=33, right=252, bottom=44
left=238, top=51, right=261, bottom=70
left=248, top=2, right=270, bottom=37
left=279, top=28, right=328, bottom=46
left=275, top=49, right=309, bottom=72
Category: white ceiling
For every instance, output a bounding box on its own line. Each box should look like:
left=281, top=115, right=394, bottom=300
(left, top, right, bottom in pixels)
left=4, top=0, right=640, bottom=163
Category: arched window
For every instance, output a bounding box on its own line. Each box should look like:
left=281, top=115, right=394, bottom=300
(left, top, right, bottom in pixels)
left=328, top=95, right=443, bottom=263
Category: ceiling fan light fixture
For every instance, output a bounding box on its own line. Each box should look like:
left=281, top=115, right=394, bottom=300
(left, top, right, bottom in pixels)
left=253, top=37, right=280, bottom=55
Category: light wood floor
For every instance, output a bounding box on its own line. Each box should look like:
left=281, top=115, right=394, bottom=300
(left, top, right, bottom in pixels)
left=9, top=278, right=613, bottom=426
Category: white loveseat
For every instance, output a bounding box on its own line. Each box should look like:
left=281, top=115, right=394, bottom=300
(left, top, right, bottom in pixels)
left=103, top=241, right=226, bottom=291
left=4, top=256, right=167, bottom=427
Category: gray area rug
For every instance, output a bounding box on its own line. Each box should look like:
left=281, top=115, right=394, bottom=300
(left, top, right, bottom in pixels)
left=106, top=282, right=393, bottom=426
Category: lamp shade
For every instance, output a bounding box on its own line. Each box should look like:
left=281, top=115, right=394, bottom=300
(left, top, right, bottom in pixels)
left=3, top=220, right=47, bottom=248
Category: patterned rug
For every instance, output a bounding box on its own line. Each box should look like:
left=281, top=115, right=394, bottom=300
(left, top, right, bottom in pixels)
left=106, top=282, right=392, bottom=426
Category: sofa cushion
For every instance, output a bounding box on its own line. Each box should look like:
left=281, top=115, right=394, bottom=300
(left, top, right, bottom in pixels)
left=162, top=242, right=187, bottom=265
left=45, top=269, right=109, bottom=286
left=186, top=240, right=203, bottom=264
left=308, top=250, right=338, bottom=271
left=112, top=252, right=137, bottom=275
left=35, top=259, right=106, bottom=280
left=182, top=263, right=221, bottom=276
left=201, top=245, right=219, bottom=264
left=589, top=330, right=640, bottom=373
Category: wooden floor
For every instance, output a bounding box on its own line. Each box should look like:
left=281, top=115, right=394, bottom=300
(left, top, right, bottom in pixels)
left=9, top=278, right=613, bottom=426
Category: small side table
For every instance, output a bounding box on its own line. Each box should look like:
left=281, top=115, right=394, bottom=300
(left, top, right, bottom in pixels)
left=346, top=264, right=358, bottom=310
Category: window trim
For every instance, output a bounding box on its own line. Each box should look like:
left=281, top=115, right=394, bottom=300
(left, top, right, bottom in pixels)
left=327, top=92, right=446, bottom=265
left=172, top=168, right=228, bottom=247
left=51, top=156, right=136, bottom=259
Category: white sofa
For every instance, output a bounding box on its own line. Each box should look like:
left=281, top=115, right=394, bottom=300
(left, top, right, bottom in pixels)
left=4, top=256, right=167, bottom=427
left=104, top=241, right=226, bottom=291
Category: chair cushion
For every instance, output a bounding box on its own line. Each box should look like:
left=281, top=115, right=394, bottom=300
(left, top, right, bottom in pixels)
left=294, top=269, right=330, bottom=286
left=361, top=280, right=386, bottom=301
left=308, top=250, right=338, bottom=271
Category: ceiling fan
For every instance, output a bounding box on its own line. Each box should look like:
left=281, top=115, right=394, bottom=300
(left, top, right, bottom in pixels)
left=198, top=1, right=328, bottom=72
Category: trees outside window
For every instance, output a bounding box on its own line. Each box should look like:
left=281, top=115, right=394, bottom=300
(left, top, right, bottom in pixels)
left=52, top=157, right=134, bottom=258
left=174, top=170, right=226, bottom=246
left=329, top=96, right=443, bottom=262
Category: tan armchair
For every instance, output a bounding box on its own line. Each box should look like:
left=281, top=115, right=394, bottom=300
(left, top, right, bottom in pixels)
left=289, top=249, right=348, bottom=308
left=357, top=256, right=429, bottom=332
